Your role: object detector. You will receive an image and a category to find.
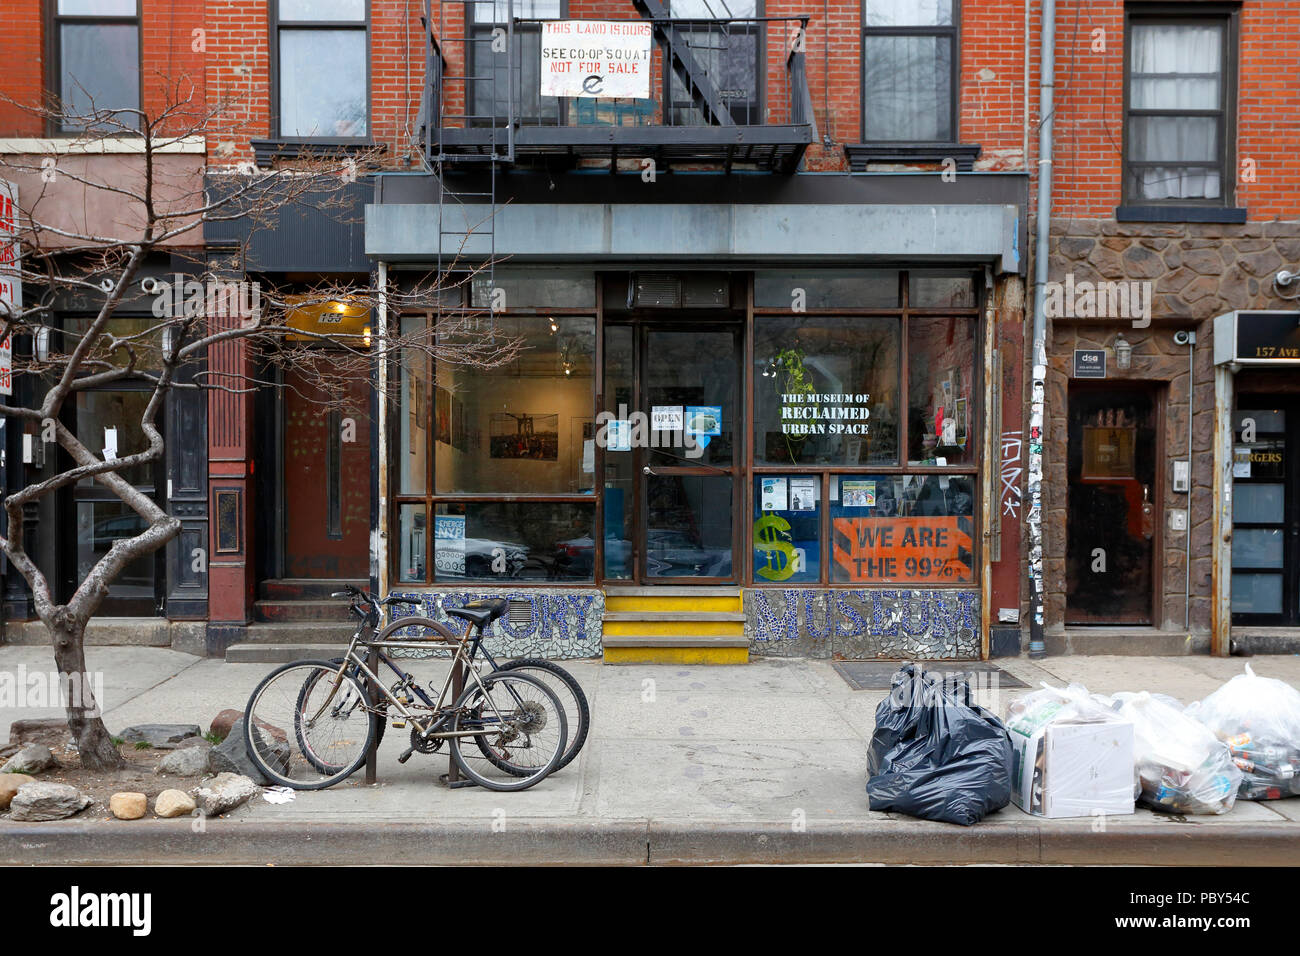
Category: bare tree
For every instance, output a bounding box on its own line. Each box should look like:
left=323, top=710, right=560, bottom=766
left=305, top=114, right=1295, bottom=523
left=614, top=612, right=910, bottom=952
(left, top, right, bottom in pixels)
left=0, top=86, right=513, bottom=769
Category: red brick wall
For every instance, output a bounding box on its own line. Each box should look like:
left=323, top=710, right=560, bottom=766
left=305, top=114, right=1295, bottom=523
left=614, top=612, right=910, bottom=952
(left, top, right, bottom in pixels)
left=1044, top=0, right=1300, bottom=222
left=0, top=1, right=207, bottom=136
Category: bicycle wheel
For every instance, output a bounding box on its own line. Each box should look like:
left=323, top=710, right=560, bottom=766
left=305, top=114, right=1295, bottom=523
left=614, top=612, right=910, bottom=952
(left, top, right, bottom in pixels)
left=490, top=659, right=590, bottom=773
left=328, top=657, right=387, bottom=749
left=245, top=659, right=376, bottom=790
left=449, top=672, right=567, bottom=792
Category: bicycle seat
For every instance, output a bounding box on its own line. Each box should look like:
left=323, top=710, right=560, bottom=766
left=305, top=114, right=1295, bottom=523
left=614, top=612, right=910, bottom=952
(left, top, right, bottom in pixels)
left=446, top=598, right=508, bottom=630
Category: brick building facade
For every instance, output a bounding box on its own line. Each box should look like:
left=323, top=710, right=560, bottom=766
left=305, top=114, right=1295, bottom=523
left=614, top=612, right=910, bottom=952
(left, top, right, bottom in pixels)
left=5, top=0, right=1292, bottom=661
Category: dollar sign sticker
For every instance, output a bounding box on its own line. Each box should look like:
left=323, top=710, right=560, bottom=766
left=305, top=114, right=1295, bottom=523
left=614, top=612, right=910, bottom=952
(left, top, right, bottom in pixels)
left=753, top=513, right=797, bottom=582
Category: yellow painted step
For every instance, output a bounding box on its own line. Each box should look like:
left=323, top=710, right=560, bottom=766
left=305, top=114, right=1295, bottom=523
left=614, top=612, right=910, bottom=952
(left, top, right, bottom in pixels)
left=604, top=646, right=748, bottom=665
left=603, top=619, right=744, bottom=637
left=605, top=595, right=740, bottom=613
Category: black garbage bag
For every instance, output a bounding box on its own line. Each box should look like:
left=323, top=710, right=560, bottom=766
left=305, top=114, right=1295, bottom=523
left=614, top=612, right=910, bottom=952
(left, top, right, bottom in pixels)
left=866, top=664, right=1014, bottom=826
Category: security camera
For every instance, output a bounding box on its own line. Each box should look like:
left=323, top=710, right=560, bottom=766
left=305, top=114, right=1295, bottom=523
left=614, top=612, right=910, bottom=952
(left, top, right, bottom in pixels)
left=98, top=278, right=115, bottom=293
left=1173, top=330, right=1191, bottom=346
left=140, top=276, right=160, bottom=295
left=1278, top=270, right=1298, bottom=287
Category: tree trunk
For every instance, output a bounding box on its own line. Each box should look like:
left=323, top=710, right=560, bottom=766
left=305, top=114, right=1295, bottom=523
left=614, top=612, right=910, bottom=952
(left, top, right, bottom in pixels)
left=50, top=622, right=125, bottom=771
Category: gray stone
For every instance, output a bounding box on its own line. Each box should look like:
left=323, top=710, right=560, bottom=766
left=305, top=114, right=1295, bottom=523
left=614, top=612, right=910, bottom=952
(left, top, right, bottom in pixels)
left=207, top=717, right=289, bottom=786
left=1235, top=247, right=1284, bottom=278
left=1121, top=244, right=1165, bottom=278
left=0, top=743, right=56, bottom=775
left=158, top=742, right=211, bottom=776
left=7, top=718, right=69, bottom=747
left=1056, top=236, right=1093, bottom=260
left=194, top=772, right=259, bottom=817
left=1178, top=247, right=1226, bottom=275
left=9, top=782, right=91, bottom=821
left=119, top=724, right=202, bottom=749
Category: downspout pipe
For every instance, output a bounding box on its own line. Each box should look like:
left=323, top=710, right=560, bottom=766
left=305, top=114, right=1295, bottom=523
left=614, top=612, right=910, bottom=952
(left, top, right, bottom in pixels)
left=1028, top=0, right=1055, bottom=659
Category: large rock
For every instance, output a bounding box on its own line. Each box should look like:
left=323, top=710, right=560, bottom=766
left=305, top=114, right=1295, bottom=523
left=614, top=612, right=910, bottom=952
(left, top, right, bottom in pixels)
left=118, top=724, right=202, bottom=749
left=158, top=742, right=211, bottom=777
left=0, top=773, right=36, bottom=810
left=0, top=743, right=56, bottom=775
left=207, top=717, right=289, bottom=786
left=7, top=718, right=69, bottom=747
left=109, top=792, right=147, bottom=820
left=154, top=789, right=196, bottom=818
left=9, top=782, right=91, bottom=821
left=194, top=773, right=258, bottom=816
left=208, top=709, right=244, bottom=742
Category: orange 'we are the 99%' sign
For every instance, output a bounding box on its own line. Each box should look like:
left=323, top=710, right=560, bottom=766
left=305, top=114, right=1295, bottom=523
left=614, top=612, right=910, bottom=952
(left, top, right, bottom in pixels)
left=832, top=516, right=974, bottom=584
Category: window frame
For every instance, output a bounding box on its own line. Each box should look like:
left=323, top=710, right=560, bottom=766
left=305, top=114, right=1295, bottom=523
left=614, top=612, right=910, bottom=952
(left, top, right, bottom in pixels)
left=269, top=0, right=372, bottom=143
left=390, top=278, right=602, bottom=587
left=859, top=0, right=960, bottom=145
left=664, top=0, right=766, bottom=128
left=749, top=268, right=983, bottom=588
left=1122, top=6, right=1238, bottom=208
left=464, top=0, right=569, bottom=128
left=47, top=0, right=143, bottom=136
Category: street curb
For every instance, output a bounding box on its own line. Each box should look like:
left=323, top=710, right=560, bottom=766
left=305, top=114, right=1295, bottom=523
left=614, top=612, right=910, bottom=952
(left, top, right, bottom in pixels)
left=1, top=818, right=1294, bottom=866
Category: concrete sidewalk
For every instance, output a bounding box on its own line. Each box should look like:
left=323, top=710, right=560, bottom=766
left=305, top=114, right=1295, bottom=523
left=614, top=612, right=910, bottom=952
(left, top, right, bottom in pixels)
left=3, top=645, right=1300, bottom=865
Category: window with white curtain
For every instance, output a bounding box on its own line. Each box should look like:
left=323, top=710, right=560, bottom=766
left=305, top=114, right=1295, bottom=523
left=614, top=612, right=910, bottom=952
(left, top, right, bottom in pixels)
left=1125, top=17, right=1231, bottom=204
left=276, top=0, right=369, bottom=138
left=861, top=0, right=956, bottom=142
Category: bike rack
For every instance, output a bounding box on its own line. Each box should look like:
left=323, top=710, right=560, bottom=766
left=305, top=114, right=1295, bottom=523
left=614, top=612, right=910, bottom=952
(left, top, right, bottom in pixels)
left=362, top=597, right=534, bottom=789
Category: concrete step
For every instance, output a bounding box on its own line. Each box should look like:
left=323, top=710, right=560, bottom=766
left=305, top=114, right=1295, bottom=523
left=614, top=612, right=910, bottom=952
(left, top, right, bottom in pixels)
left=238, top=622, right=358, bottom=644
left=226, top=643, right=351, bottom=664
left=253, top=600, right=355, bottom=623
left=258, top=578, right=366, bottom=601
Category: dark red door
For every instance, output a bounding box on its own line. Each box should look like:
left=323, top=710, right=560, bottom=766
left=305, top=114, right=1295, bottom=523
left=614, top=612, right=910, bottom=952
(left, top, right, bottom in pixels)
left=282, top=360, right=371, bottom=579
left=1066, top=385, right=1159, bottom=625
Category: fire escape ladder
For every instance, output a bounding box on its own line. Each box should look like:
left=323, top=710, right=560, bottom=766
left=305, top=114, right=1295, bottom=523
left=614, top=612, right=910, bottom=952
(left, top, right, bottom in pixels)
left=631, top=0, right=736, bottom=126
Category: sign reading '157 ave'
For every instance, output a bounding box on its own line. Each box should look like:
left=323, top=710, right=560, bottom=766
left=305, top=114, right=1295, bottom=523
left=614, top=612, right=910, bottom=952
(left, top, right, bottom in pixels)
left=541, top=21, right=652, bottom=99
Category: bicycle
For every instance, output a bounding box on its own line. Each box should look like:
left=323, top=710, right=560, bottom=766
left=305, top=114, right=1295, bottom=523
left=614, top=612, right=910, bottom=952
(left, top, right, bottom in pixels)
left=242, top=587, right=568, bottom=792
left=325, top=587, right=591, bottom=775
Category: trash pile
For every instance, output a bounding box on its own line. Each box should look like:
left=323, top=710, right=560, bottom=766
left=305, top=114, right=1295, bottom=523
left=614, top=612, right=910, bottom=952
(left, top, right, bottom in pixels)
left=865, top=664, right=1013, bottom=826
left=864, top=663, right=1300, bottom=824
left=1187, top=664, right=1300, bottom=801
left=1107, top=691, right=1240, bottom=815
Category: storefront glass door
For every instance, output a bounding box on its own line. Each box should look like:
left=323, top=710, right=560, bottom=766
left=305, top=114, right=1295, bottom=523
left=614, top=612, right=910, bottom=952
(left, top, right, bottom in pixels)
left=602, top=322, right=741, bottom=583
left=1232, top=399, right=1298, bottom=625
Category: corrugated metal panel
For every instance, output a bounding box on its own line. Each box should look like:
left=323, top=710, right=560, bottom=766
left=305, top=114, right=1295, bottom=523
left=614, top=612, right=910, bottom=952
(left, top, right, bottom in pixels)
left=204, top=177, right=372, bottom=273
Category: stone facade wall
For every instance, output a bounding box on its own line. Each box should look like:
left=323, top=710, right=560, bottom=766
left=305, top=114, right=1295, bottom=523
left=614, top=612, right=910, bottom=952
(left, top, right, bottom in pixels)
left=389, top=589, right=604, bottom=659
left=1042, top=218, right=1300, bottom=635
left=745, top=588, right=981, bottom=660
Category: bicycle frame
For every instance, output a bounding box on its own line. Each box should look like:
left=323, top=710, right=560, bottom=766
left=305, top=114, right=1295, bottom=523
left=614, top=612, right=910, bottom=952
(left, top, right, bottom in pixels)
left=310, top=607, right=530, bottom=743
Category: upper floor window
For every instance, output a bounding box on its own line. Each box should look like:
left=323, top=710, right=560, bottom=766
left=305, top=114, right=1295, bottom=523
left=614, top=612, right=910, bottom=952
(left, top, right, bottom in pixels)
left=668, top=0, right=762, bottom=127
left=275, top=0, right=369, bottom=138
left=861, top=0, right=956, bottom=142
left=1125, top=13, right=1234, bottom=204
left=54, top=0, right=141, bottom=132
left=468, top=0, right=563, bottom=126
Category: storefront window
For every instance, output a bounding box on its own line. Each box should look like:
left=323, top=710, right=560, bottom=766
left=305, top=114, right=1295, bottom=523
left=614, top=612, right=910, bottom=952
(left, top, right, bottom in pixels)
left=398, top=314, right=429, bottom=496
left=754, top=269, right=900, bottom=309
left=907, top=315, right=976, bottom=466
left=434, top=315, right=595, bottom=494
left=829, top=474, right=975, bottom=584
left=909, top=270, right=977, bottom=309
left=753, top=475, right=821, bottom=583
left=397, top=503, right=426, bottom=583
left=433, top=501, right=595, bottom=583
left=469, top=269, right=596, bottom=310
left=754, top=316, right=900, bottom=466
